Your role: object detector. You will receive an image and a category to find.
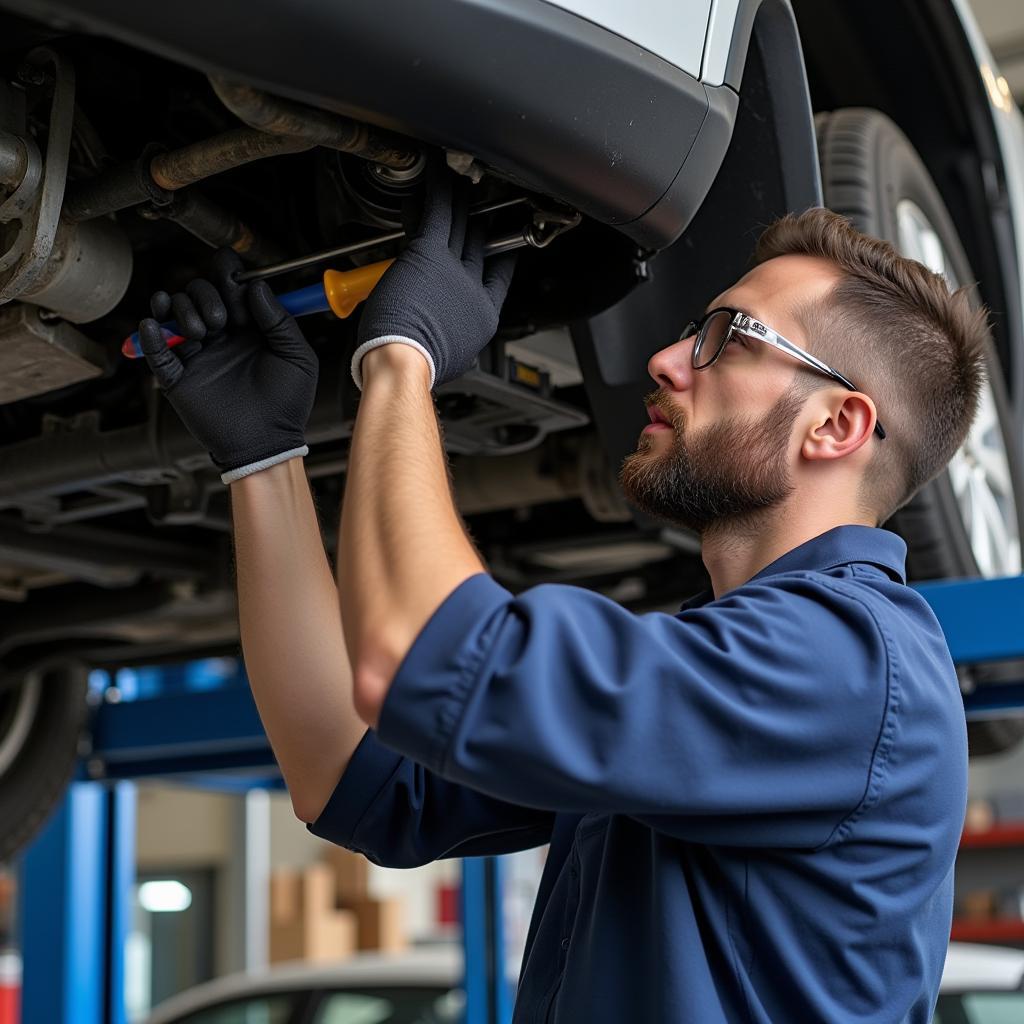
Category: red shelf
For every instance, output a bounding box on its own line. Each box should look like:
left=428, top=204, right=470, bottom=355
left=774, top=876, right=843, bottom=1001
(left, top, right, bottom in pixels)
left=960, top=824, right=1024, bottom=848
left=951, top=919, right=1024, bottom=942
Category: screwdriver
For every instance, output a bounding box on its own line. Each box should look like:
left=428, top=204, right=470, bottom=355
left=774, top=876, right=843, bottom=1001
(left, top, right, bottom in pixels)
left=122, top=258, right=395, bottom=358
left=121, top=197, right=545, bottom=359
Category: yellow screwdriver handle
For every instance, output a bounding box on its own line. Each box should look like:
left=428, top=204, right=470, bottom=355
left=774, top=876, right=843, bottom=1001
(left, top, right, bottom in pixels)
left=322, top=259, right=394, bottom=318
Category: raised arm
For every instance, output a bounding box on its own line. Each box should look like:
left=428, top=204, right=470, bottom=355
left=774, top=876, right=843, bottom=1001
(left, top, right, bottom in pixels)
left=230, top=458, right=365, bottom=821
left=231, top=461, right=553, bottom=855
left=137, top=245, right=553, bottom=855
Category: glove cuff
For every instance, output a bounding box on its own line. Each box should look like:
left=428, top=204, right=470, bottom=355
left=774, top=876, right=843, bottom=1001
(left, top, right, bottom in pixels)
left=220, top=445, right=310, bottom=485
left=351, top=335, right=436, bottom=391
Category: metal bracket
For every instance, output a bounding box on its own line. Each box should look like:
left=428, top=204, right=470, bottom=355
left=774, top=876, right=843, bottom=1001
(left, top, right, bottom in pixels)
left=0, top=47, right=75, bottom=301
left=486, top=201, right=581, bottom=255
left=435, top=364, right=589, bottom=456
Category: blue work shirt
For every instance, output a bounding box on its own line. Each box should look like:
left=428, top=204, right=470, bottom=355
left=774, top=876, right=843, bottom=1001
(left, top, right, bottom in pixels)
left=310, top=525, right=967, bottom=1022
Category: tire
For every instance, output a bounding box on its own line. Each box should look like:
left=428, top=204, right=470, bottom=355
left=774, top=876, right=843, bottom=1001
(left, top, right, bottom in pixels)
left=0, top=663, right=91, bottom=862
left=815, top=108, right=1024, bottom=755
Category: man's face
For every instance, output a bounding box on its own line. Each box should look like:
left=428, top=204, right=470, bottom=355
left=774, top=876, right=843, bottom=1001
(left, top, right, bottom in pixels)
left=619, top=254, right=840, bottom=535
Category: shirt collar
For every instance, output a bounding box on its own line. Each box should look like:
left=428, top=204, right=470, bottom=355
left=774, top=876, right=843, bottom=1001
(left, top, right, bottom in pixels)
left=678, top=525, right=908, bottom=611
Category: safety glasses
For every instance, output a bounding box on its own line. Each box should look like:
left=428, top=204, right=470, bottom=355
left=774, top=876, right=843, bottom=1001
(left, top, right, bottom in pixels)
left=680, top=307, right=887, bottom=440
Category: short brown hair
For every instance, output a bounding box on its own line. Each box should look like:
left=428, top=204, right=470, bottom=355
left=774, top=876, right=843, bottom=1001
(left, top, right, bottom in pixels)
left=753, top=207, right=990, bottom=523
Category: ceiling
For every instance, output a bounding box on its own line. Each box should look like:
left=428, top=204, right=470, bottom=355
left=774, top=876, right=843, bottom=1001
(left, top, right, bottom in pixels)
left=971, top=0, right=1024, bottom=100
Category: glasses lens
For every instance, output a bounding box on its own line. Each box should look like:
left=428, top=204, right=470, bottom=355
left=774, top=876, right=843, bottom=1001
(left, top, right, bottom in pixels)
left=692, top=310, right=733, bottom=369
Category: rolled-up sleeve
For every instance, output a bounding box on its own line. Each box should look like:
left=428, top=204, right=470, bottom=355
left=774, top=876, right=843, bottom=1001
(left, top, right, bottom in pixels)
left=376, top=571, right=895, bottom=848
left=307, top=729, right=554, bottom=867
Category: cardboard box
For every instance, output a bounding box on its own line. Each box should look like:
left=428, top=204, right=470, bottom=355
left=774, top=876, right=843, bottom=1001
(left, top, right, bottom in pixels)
left=964, top=798, right=995, bottom=834
left=322, top=844, right=369, bottom=906
left=958, top=890, right=997, bottom=921
left=354, top=897, right=406, bottom=953
left=269, top=863, right=358, bottom=963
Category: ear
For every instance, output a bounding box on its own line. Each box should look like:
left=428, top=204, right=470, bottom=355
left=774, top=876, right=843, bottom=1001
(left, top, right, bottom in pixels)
left=801, top=391, right=877, bottom=463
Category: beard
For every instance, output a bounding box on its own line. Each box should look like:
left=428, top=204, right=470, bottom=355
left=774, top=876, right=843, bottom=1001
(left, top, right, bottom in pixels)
left=618, top=387, right=803, bottom=536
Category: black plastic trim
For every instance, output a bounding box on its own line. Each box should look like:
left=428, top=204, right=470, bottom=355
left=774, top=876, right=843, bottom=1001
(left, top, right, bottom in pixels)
left=571, top=0, right=821, bottom=492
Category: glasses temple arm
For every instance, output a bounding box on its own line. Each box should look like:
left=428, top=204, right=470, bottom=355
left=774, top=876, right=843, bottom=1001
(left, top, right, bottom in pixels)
left=749, top=323, right=887, bottom=439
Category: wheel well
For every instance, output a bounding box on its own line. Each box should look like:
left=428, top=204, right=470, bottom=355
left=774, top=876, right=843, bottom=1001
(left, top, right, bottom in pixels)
left=791, top=0, right=1022, bottom=403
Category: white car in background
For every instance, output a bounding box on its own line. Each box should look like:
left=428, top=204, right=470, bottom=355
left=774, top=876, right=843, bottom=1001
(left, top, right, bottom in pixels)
left=935, top=941, right=1024, bottom=1022
left=0, top=0, right=1022, bottom=859
left=137, top=942, right=1024, bottom=1023
left=143, top=946, right=469, bottom=1024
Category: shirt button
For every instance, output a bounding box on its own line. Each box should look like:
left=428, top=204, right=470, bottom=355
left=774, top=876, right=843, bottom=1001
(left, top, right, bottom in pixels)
left=561, top=937, right=570, bottom=950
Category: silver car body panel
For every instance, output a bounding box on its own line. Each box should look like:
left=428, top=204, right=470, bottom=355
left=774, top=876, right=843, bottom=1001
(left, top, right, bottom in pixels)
left=539, top=0, right=713, bottom=76
left=701, top=0, right=745, bottom=85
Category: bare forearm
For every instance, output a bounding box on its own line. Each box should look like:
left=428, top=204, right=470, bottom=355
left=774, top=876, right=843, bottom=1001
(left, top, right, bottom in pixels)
left=339, top=346, right=485, bottom=721
left=230, top=457, right=366, bottom=822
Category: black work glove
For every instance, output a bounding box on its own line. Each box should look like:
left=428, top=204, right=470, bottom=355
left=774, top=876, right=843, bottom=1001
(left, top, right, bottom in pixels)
left=138, top=248, right=318, bottom=484
left=351, top=160, right=517, bottom=390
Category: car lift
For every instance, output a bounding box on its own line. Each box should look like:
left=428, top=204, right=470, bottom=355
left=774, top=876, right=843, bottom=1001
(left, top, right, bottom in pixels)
left=15, top=571, right=1024, bottom=1024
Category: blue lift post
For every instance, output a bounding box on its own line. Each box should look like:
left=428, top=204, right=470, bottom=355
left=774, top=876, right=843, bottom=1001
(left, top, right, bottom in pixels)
left=19, top=781, right=135, bottom=1024
left=17, top=573, right=1024, bottom=1023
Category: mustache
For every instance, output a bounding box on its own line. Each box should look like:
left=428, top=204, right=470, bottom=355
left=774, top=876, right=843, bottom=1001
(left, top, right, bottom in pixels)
left=643, top=389, right=685, bottom=431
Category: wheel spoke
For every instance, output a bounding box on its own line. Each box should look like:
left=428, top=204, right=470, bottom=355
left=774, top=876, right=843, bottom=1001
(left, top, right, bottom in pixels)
left=975, top=443, right=1014, bottom=497
left=947, top=455, right=971, bottom=497
left=971, top=389, right=998, bottom=437
left=949, top=378, right=1019, bottom=575
left=966, top=472, right=994, bottom=576
left=977, top=474, right=1010, bottom=553
left=974, top=466, right=1020, bottom=575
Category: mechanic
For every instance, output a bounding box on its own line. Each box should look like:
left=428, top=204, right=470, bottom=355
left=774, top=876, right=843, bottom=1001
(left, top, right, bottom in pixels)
left=139, top=161, right=980, bottom=1023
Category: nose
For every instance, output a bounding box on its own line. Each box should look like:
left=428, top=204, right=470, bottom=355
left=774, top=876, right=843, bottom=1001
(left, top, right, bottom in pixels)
left=647, top=333, right=696, bottom=391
